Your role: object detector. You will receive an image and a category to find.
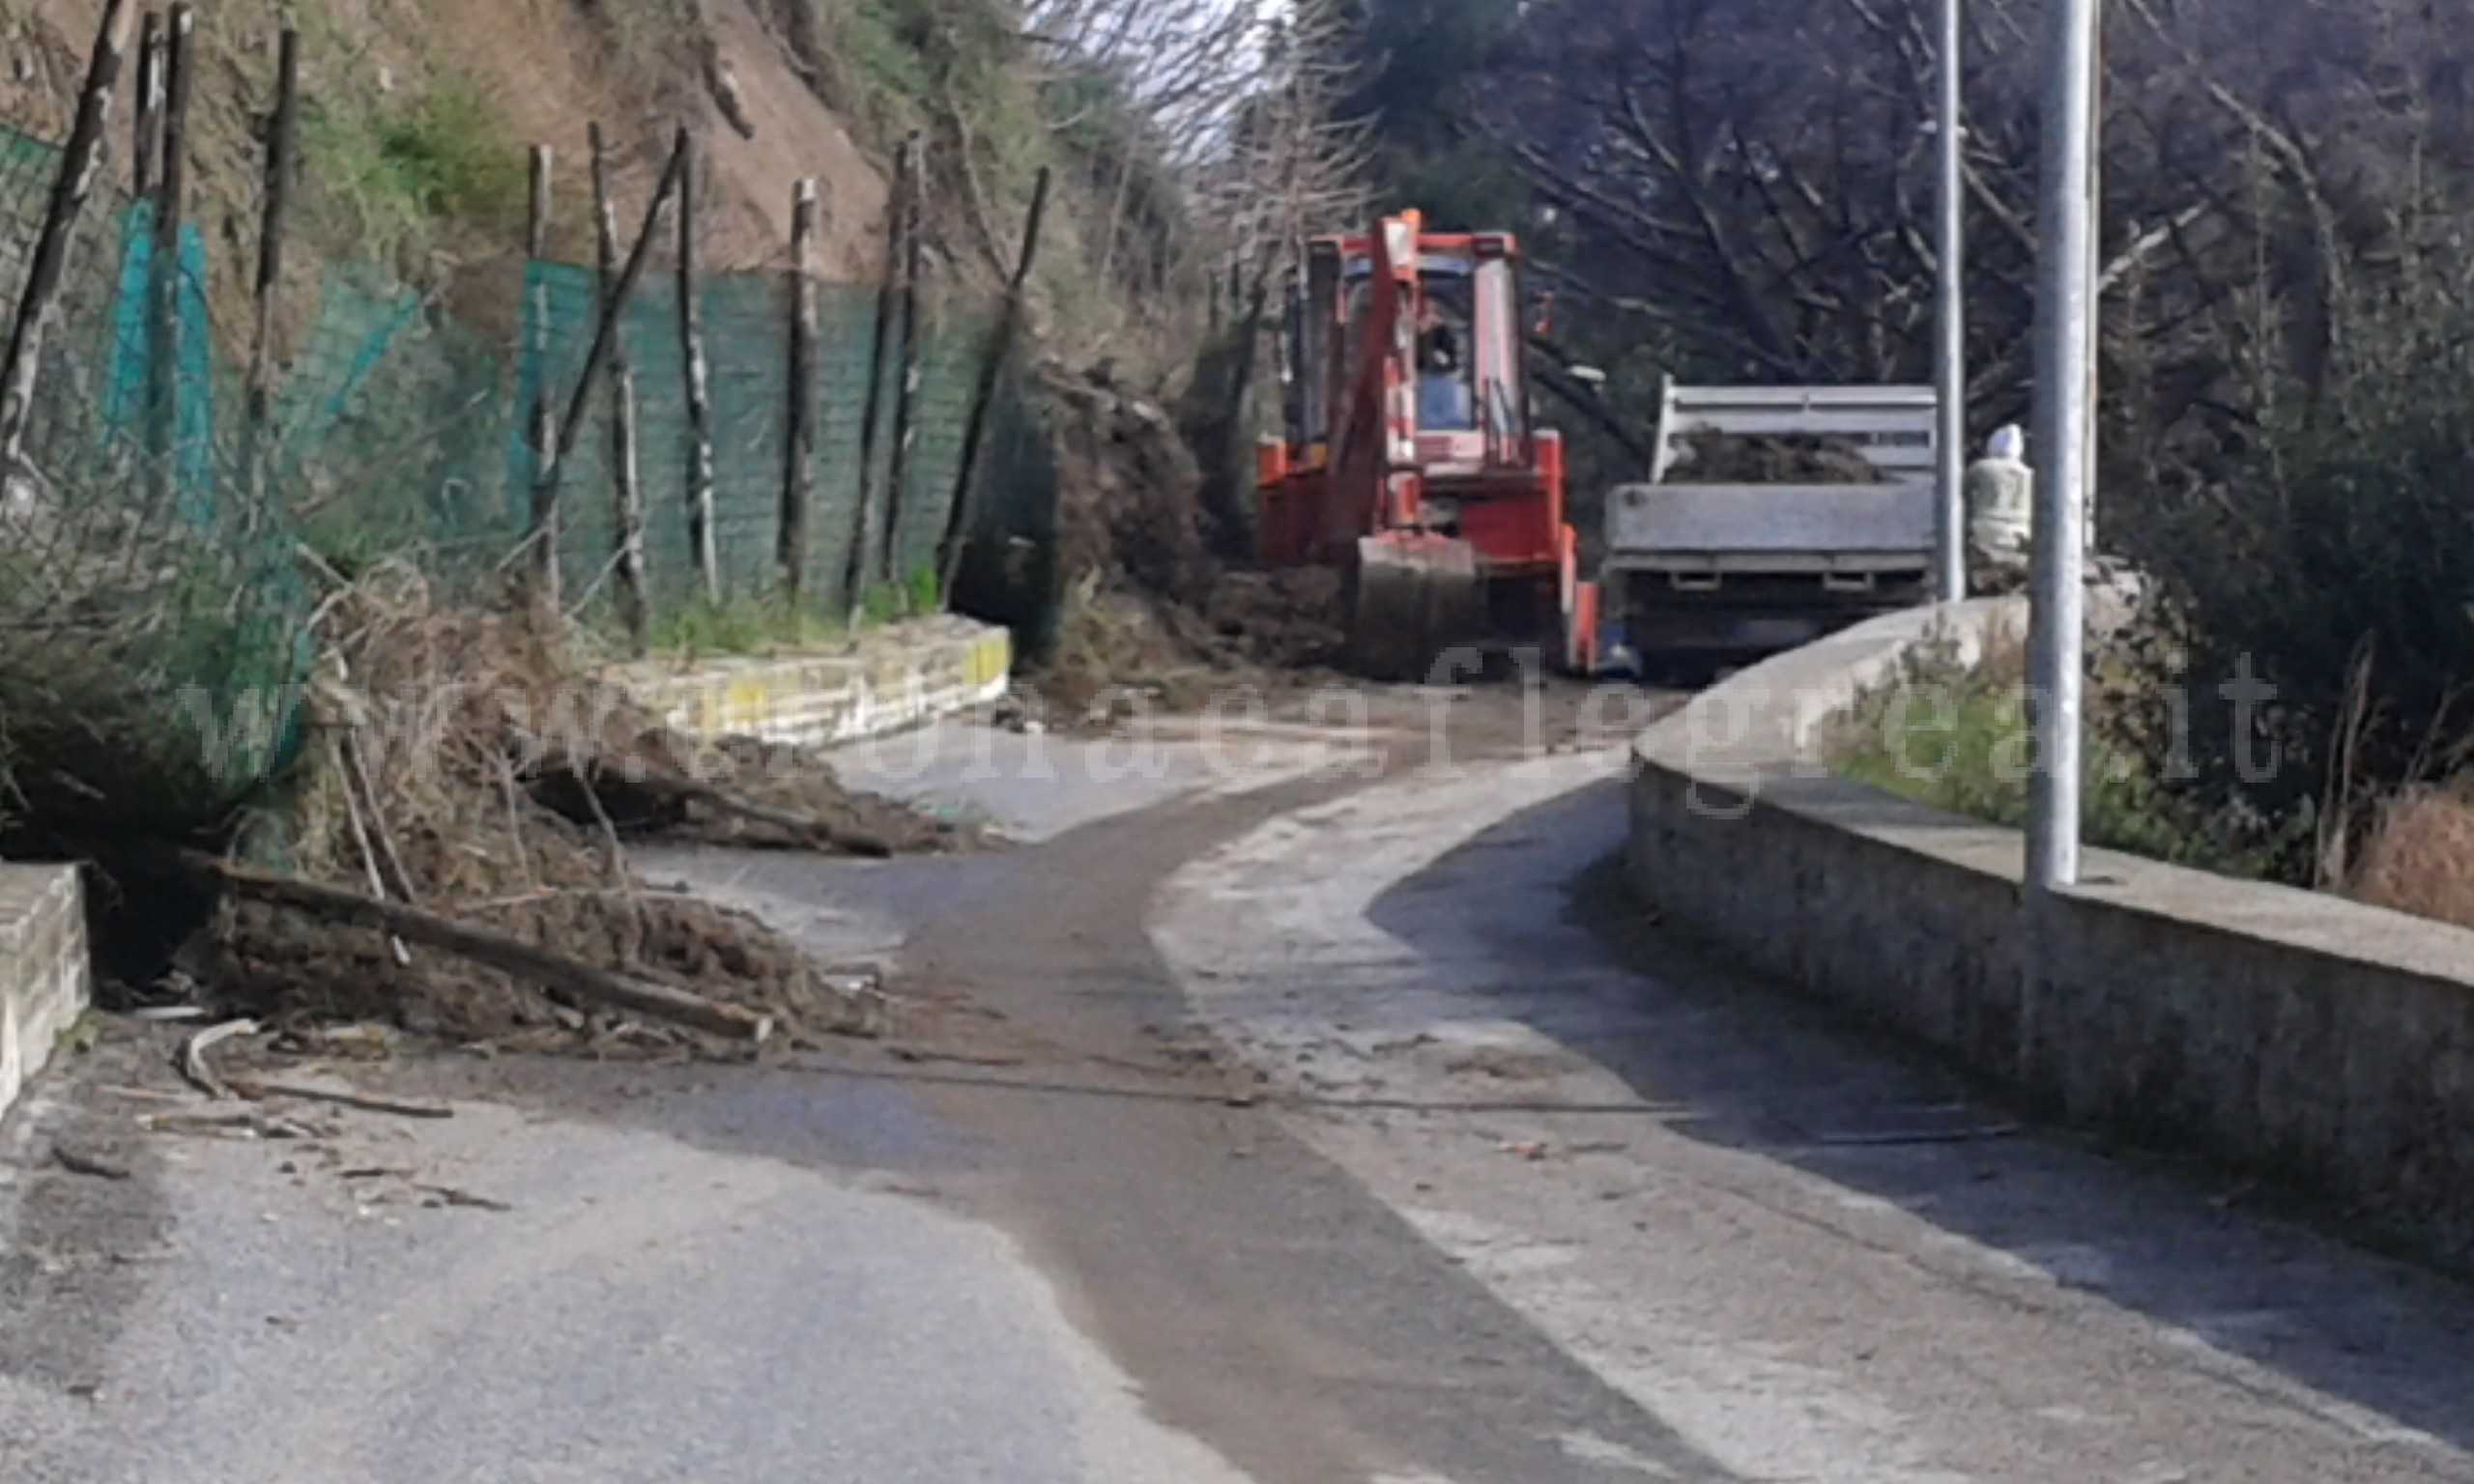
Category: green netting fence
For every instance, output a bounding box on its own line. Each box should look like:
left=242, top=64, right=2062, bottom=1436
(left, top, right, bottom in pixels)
left=489, top=264, right=1008, bottom=625
left=0, top=118, right=1055, bottom=823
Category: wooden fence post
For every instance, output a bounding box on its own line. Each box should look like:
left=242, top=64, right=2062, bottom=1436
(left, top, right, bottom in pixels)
left=591, top=125, right=649, bottom=654
left=145, top=0, right=193, bottom=493
left=0, top=0, right=132, bottom=472
left=529, top=131, right=686, bottom=582
left=676, top=126, right=719, bottom=607
left=521, top=144, right=558, bottom=600
left=843, top=129, right=916, bottom=629
left=937, top=165, right=1051, bottom=606
left=780, top=177, right=818, bottom=610
left=241, top=25, right=299, bottom=510
left=877, top=136, right=927, bottom=607
left=130, top=8, right=158, bottom=198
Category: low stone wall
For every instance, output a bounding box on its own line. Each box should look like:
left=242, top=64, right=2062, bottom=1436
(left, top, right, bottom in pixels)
left=608, top=615, right=1011, bottom=748
left=0, top=864, right=88, bottom=1126
left=1627, top=598, right=2474, bottom=1263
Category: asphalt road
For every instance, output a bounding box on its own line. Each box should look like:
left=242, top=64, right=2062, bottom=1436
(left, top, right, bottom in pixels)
left=1154, top=749, right=2474, bottom=1481
left=2, top=693, right=2470, bottom=1482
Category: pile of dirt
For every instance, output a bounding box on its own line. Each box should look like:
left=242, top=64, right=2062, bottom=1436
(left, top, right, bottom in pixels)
left=1025, top=351, right=1352, bottom=713
left=1026, top=566, right=1348, bottom=726
left=1200, top=568, right=1348, bottom=671
left=1026, top=359, right=1357, bottom=712
left=1042, top=360, right=1219, bottom=598
left=1671, top=429, right=1889, bottom=484
left=198, top=571, right=952, bottom=1053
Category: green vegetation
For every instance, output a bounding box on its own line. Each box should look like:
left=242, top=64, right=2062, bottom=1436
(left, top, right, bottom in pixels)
left=648, top=595, right=846, bottom=660
left=813, top=0, right=940, bottom=137
left=804, top=0, right=1182, bottom=357
left=300, top=73, right=527, bottom=267
left=1830, top=637, right=2296, bottom=878
left=2117, top=271, right=2474, bottom=887
left=642, top=562, right=948, bottom=658
left=369, top=80, right=530, bottom=237
left=807, top=0, right=1046, bottom=199
left=1341, top=0, right=1529, bottom=232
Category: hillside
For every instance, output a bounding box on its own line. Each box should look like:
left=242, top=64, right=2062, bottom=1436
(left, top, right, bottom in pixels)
left=0, top=0, right=894, bottom=330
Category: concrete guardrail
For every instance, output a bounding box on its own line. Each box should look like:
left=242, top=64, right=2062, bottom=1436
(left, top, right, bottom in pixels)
left=0, top=864, right=87, bottom=1127
left=608, top=614, right=1012, bottom=749
left=1628, top=595, right=2474, bottom=1265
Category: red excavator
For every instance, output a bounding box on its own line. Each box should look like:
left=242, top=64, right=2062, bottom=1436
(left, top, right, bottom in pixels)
left=1255, top=212, right=1598, bottom=681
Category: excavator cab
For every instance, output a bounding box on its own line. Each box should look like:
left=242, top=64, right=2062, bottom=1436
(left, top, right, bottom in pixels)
left=1259, top=214, right=1594, bottom=681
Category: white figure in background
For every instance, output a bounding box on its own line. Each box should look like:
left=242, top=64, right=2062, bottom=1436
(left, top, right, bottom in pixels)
left=1964, top=423, right=2033, bottom=592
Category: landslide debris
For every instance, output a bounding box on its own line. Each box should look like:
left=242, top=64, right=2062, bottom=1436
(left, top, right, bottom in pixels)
left=1028, top=360, right=1349, bottom=721
left=176, top=567, right=954, bottom=1055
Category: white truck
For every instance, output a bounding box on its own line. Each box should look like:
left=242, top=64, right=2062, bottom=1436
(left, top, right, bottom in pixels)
left=1597, top=381, right=1940, bottom=679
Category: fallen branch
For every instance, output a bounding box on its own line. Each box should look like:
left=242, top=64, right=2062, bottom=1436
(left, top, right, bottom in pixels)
left=139, top=1107, right=321, bottom=1140
left=51, top=1145, right=132, bottom=1180
left=561, top=756, right=898, bottom=859
left=337, top=742, right=413, bottom=967
left=196, top=858, right=774, bottom=1045
left=888, top=1044, right=1027, bottom=1069
left=416, top=1183, right=512, bottom=1213
left=176, top=1017, right=258, bottom=1099
left=230, top=1081, right=454, bottom=1120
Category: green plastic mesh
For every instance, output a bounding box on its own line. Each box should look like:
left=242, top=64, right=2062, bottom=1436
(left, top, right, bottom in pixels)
left=0, top=128, right=311, bottom=820
left=0, top=117, right=1056, bottom=816
left=501, top=268, right=1014, bottom=627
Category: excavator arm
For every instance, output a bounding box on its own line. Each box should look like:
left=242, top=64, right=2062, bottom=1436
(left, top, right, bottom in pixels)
left=1327, top=214, right=1487, bottom=679
left=1326, top=214, right=1418, bottom=549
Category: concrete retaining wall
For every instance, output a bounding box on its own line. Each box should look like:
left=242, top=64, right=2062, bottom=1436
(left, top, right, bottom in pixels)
left=0, top=864, right=88, bottom=1126
left=609, top=615, right=1011, bottom=748
left=1628, top=598, right=2474, bottom=1262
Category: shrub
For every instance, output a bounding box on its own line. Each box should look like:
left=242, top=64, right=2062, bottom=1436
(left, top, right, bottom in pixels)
left=1831, top=632, right=2296, bottom=877
left=370, top=80, right=530, bottom=237
left=2118, top=262, right=2474, bottom=884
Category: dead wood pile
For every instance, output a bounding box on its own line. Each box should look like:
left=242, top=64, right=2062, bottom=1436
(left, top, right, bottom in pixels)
left=197, top=566, right=949, bottom=1054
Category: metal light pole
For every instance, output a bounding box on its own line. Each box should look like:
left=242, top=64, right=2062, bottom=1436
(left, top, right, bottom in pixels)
left=2025, top=0, right=2100, bottom=891
left=1934, top=0, right=1968, bottom=605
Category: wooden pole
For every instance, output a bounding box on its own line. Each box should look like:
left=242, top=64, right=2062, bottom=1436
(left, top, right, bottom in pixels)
left=676, top=127, right=719, bottom=608
left=0, top=0, right=132, bottom=472
left=936, top=165, right=1050, bottom=605
left=521, top=143, right=558, bottom=600
left=146, top=0, right=193, bottom=490
left=843, top=130, right=916, bottom=628
left=877, top=136, right=927, bottom=606
left=130, top=8, right=158, bottom=199
left=530, top=132, right=686, bottom=590
left=591, top=125, right=649, bottom=655
left=241, top=25, right=300, bottom=509
left=780, top=177, right=819, bottom=609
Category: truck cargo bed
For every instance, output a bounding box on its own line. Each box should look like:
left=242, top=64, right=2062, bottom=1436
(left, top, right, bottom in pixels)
left=1602, top=480, right=1934, bottom=570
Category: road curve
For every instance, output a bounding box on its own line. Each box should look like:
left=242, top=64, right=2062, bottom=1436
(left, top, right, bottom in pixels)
left=2, top=705, right=2469, bottom=1483
left=1152, top=745, right=2474, bottom=1482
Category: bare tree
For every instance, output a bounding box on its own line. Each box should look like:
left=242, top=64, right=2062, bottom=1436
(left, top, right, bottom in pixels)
left=1022, top=0, right=1370, bottom=310
left=1451, top=0, right=2474, bottom=877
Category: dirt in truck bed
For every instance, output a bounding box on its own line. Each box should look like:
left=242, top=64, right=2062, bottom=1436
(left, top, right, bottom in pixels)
left=1670, top=429, right=1890, bottom=484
